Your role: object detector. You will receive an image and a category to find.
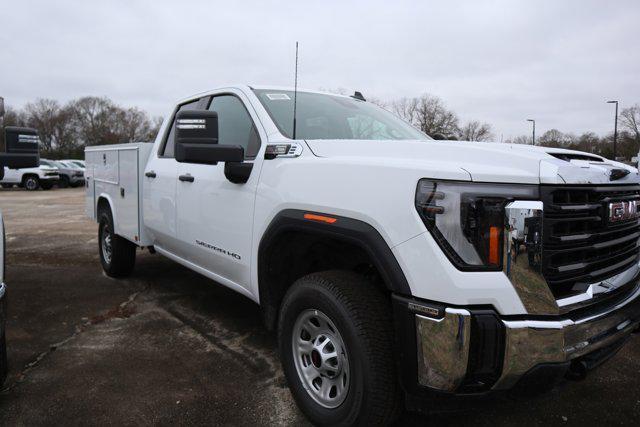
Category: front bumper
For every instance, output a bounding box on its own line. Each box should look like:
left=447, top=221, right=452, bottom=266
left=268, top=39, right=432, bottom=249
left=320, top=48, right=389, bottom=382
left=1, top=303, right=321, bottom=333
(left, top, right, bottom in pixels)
left=394, top=282, right=640, bottom=395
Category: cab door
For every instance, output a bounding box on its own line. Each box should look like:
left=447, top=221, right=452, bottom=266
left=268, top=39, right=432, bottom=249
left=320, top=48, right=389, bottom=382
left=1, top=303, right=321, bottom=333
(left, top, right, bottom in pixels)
left=175, top=90, right=263, bottom=292
left=143, top=97, right=209, bottom=252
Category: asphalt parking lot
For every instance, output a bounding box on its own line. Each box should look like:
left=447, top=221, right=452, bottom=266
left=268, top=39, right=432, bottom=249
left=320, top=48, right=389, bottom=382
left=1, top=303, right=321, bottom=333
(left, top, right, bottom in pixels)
left=0, top=188, right=639, bottom=426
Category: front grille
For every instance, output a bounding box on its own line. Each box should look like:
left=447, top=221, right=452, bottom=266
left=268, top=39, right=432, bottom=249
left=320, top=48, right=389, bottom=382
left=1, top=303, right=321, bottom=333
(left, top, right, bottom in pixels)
left=540, top=185, right=640, bottom=300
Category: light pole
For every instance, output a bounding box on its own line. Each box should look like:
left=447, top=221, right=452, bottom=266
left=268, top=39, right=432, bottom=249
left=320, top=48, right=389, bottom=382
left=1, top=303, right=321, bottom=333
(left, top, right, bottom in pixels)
left=527, top=119, right=535, bottom=145
left=607, top=100, right=618, bottom=159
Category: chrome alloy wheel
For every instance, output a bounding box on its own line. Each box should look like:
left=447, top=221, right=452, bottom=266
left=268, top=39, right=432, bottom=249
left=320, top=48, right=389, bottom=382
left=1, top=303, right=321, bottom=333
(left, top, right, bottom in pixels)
left=101, top=222, right=113, bottom=264
left=24, top=177, right=38, bottom=191
left=292, top=309, right=350, bottom=408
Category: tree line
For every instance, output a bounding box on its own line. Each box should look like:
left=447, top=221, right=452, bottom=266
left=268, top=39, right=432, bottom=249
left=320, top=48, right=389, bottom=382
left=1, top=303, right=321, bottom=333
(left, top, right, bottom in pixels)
left=2, top=93, right=639, bottom=161
left=382, top=93, right=640, bottom=161
left=1, top=97, right=162, bottom=159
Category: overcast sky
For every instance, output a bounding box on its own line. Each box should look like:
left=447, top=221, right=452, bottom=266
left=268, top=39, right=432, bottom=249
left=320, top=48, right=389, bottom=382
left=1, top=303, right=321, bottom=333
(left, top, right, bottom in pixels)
left=1, top=0, right=638, bottom=140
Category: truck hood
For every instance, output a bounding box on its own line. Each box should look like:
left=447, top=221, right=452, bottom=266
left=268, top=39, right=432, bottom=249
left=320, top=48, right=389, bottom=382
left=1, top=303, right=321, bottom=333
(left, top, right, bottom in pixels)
left=304, top=139, right=640, bottom=185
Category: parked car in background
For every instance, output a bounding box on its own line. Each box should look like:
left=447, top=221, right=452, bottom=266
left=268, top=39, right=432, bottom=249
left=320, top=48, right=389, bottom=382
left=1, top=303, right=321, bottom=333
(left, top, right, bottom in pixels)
left=1, top=160, right=59, bottom=190
left=48, top=160, right=84, bottom=188
left=65, top=159, right=85, bottom=169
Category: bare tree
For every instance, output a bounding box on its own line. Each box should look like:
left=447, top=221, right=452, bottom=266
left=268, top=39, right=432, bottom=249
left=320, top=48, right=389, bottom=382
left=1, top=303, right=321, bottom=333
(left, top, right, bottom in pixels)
left=392, top=94, right=459, bottom=137
left=115, top=107, right=153, bottom=142
left=1, top=106, right=27, bottom=127
left=51, top=105, right=78, bottom=154
left=391, top=97, right=418, bottom=127
left=538, top=129, right=568, bottom=147
left=570, top=132, right=600, bottom=153
left=71, top=96, right=120, bottom=146
left=620, top=104, right=640, bottom=143
left=148, top=116, right=164, bottom=141
left=458, top=120, right=494, bottom=141
left=23, top=99, right=63, bottom=151
left=507, top=135, right=532, bottom=145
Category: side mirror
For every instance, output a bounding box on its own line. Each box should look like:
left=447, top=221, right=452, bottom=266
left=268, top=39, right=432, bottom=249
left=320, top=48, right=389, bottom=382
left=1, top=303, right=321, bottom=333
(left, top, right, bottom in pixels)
left=432, top=133, right=447, bottom=140
left=174, top=110, right=245, bottom=165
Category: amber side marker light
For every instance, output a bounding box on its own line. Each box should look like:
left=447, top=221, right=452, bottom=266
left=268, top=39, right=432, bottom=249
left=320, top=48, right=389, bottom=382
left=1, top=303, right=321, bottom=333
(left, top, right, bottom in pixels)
left=488, top=226, right=500, bottom=266
left=304, top=213, right=338, bottom=224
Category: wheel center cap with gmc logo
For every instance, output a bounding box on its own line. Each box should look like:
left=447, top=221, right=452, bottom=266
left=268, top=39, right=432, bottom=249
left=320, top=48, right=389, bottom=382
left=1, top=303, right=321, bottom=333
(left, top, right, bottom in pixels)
left=608, top=200, right=640, bottom=223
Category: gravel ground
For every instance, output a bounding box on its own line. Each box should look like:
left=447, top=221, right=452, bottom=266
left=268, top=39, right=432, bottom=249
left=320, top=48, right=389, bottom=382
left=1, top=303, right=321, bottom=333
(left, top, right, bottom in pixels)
left=0, top=187, right=638, bottom=426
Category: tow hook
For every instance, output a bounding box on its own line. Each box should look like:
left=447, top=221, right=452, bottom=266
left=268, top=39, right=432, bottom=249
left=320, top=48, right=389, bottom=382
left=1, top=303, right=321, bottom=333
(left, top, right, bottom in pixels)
left=565, top=360, right=588, bottom=381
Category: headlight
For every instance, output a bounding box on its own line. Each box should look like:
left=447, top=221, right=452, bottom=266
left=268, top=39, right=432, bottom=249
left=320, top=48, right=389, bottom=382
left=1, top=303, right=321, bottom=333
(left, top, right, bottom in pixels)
left=415, top=179, right=538, bottom=270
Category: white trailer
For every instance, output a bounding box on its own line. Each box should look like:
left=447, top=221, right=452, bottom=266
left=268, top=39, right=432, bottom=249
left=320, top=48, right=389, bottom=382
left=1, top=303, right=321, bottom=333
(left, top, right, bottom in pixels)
left=85, top=143, right=154, bottom=246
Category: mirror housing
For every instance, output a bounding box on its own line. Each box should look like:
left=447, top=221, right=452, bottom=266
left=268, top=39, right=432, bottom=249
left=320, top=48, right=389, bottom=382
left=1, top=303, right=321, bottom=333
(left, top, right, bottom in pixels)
left=175, top=110, right=245, bottom=165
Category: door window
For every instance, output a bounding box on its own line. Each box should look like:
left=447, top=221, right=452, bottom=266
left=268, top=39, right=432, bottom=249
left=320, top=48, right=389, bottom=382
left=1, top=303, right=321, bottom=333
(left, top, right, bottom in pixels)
left=208, top=95, right=260, bottom=158
left=160, top=98, right=208, bottom=158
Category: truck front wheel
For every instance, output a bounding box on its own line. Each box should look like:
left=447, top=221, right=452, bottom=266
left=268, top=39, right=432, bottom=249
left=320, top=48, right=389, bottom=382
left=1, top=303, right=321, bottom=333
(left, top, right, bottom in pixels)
left=278, top=271, right=401, bottom=426
left=98, top=209, right=136, bottom=278
left=22, top=176, right=40, bottom=191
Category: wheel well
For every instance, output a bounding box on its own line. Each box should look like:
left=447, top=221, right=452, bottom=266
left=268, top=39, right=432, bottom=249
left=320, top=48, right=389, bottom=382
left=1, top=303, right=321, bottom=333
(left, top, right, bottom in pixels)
left=21, top=174, right=38, bottom=182
left=97, top=197, right=111, bottom=218
left=259, top=230, right=388, bottom=331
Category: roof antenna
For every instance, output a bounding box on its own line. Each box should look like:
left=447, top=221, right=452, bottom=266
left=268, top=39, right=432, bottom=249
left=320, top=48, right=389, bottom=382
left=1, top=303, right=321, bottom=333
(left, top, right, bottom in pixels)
left=292, top=41, right=299, bottom=140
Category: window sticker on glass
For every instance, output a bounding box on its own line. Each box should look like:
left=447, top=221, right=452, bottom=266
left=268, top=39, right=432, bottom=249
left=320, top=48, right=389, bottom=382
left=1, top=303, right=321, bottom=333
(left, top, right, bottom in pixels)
left=266, top=93, right=291, bottom=100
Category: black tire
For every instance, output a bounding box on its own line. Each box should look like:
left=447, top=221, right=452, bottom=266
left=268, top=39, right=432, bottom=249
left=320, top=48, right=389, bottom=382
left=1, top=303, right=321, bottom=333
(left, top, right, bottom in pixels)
left=278, top=271, right=401, bottom=426
left=22, top=175, right=40, bottom=191
left=40, top=182, right=53, bottom=190
left=58, top=175, right=70, bottom=188
left=98, top=208, right=136, bottom=278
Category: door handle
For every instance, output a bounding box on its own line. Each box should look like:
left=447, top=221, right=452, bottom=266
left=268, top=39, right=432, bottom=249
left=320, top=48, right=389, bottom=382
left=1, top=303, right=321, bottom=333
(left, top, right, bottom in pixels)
left=179, top=174, right=194, bottom=183
left=145, top=171, right=157, bottom=178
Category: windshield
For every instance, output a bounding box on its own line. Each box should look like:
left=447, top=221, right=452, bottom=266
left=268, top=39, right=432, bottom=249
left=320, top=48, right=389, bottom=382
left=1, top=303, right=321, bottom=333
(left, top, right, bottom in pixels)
left=63, top=161, right=79, bottom=169
left=253, top=89, right=430, bottom=141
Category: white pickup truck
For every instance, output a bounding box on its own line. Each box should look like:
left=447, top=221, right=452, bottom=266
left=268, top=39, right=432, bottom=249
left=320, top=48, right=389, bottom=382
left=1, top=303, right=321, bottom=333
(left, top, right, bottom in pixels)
left=85, top=85, right=640, bottom=425
left=1, top=162, right=59, bottom=190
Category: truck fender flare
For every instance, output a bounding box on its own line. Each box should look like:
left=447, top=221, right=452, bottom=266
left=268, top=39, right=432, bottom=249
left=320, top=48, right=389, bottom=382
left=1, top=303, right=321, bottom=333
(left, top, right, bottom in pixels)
left=96, top=193, right=117, bottom=231
left=258, top=209, right=411, bottom=296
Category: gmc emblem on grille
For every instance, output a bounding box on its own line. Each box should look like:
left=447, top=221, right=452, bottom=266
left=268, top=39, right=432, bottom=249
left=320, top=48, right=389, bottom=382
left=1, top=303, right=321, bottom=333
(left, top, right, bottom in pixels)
left=608, top=200, right=640, bottom=223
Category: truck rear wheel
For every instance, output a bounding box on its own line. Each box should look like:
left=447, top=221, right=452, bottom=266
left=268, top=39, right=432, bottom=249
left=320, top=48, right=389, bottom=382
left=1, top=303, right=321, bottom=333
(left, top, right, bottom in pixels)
left=22, top=176, right=40, bottom=191
left=278, top=271, right=401, bottom=426
left=98, top=209, right=136, bottom=278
